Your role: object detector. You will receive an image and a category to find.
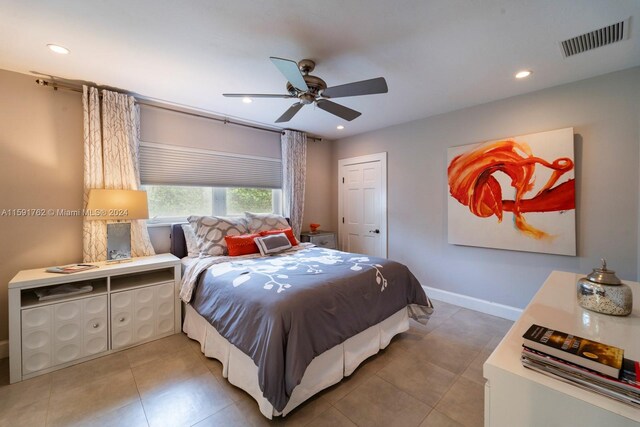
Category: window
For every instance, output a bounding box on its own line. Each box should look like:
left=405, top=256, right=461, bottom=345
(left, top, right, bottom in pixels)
left=143, top=185, right=282, bottom=223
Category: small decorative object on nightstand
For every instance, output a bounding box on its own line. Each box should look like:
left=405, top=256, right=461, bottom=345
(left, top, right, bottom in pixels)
left=300, top=230, right=336, bottom=249
left=577, top=258, right=633, bottom=316
left=309, top=223, right=320, bottom=233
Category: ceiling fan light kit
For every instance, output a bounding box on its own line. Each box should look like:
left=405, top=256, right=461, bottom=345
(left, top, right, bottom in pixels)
left=223, top=57, right=388, bottom=123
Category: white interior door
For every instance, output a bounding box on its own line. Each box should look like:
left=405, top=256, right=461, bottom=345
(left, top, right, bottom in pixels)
left=338, top=153, right=387, bottom=258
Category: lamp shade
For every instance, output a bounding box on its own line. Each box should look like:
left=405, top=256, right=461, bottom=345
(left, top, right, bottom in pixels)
left=86, top=189, right=149, bottom=220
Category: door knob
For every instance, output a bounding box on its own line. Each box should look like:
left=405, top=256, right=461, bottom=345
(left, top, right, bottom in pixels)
left=369, top=229, right=380, bottom=234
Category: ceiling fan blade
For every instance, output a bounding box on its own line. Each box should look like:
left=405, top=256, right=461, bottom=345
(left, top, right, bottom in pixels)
left=270, top=57, right=309, bottom=92
left=322, top=77, right=388, bottom=98
left=316, top=100, right=361, bottom=121
left=223, top=93, right=294, bottom=98
left=275, top=102, right=304, bottom=123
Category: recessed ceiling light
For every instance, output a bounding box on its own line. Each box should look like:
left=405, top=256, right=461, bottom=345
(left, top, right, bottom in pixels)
left=242, top=97, right=252, bottom=104
left=515, top=70, right=532, bottom=79
left=47, top=44, right=70, bottom=54
left=337, top=125, right=344, bottom=130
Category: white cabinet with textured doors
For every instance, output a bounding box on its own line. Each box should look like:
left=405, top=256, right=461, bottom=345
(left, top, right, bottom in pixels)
left=9, top=254, right=181, bottom=383
left=21, top=295, right=108, bottom=375
left=110, top=282, right=174, bottom=350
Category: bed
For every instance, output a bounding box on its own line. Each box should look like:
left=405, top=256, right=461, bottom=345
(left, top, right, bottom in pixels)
left=171, top=222, right=433, bottom=419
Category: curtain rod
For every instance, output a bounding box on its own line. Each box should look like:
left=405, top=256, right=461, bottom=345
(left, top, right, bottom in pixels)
left=34, top=79, right=322, bottom=142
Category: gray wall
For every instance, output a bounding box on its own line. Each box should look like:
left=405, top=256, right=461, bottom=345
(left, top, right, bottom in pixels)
left=332, top=67, right=640, bottom=309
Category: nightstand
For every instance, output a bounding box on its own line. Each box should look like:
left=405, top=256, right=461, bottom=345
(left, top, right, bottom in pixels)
left=8, top=253, right=181, bottom=383
left=300, top=231, right=337, bottom=249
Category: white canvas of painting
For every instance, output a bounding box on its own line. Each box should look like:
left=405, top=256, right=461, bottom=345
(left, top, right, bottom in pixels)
left=447, top=127, right=576, bottom=256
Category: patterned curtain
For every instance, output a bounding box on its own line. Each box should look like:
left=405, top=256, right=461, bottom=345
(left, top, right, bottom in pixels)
left=82, top=87, right=106, bottom=262
left=82, top=87, right=155, bottom=262
left=281, top=130, right=307, bottom=238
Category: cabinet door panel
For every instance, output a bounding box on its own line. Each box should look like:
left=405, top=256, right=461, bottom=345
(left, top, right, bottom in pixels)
left=55, top=322, right=82, bottom=342
left=22, top=306, right=51, bottom=329
left=134, top=322, right=154, bottom=342
left=55, top=340, right=82, bottom=364
left=23, top=351, right=51, bottom=374
left=53, top=300, right=83, bottom=365
left=21, top=306, right=53, bottom=374
left=133, top=288, right=155, bottom=342
left=155, top=283, right=175, bottom=335
left=111, top=291, right=134, bottom=349
left=54, top=301, right=81, bottom=322
left=22, top=329, right=50, bottom=351
left=84, top=295, right=107, bottom=314
left=85, top=335, right=107, bottom=355
left=83, top=296, right=108, bottom=355
left=156, top=315, right=174, bottom=335
left=135, top=288, right=154, bottom=322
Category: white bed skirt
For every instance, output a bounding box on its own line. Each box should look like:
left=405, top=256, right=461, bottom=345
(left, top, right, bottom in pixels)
left=182, top=303, right=410, bottom=419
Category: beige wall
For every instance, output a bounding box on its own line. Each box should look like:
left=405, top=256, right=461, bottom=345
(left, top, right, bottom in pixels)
left=332, top=67, right=640, bottom=309
left=0, top=69, right=84, bottom=342
left=301, top=140, right=333, bottom=233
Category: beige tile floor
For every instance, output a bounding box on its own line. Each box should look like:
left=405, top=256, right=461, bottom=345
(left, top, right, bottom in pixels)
left=0, top=300, right=513, bottom=427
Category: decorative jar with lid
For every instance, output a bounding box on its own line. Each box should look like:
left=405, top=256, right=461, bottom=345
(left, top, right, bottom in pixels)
left=577, top=259, right=632, bottom=316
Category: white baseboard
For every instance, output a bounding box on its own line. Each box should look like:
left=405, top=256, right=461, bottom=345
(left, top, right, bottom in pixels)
left=0, top=340, right=7, bottom=359
left=423, top=286, right=522, bottom=321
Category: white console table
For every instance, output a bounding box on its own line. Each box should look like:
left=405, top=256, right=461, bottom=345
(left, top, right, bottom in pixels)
left=483, top=270, right=640, bottom=427
left=9, top=254, right=181, bottom=384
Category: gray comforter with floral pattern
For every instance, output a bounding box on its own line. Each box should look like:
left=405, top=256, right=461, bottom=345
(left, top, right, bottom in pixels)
left=182, top=246, right=433, bottom=412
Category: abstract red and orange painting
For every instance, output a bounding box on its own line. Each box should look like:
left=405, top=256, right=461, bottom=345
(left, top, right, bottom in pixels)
left=447, top=127, right=576, bottom=256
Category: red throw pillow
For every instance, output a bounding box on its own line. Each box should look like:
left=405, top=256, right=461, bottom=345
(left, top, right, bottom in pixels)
left=224, top=233, right=260, bottom=256
left=260, top=227, right=298, bottom=246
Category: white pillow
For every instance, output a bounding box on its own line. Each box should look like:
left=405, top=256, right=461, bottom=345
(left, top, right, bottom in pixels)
left=254, top=233, right=292, bottom=256
left=187, top=215, right=249, bottom=256
left=181, top=224, right=200, bottom=257
left=245, top=212, right=289, bottom=233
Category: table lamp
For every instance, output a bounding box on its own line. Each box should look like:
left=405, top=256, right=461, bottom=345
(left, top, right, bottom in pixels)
left=86, top=189, right=149, bottom=261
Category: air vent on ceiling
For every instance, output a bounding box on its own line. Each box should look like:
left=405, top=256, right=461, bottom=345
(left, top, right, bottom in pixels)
left=560, top=18, right=631, bottom=58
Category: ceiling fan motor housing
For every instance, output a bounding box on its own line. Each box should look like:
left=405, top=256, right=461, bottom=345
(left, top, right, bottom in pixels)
left=286, top=74, right=327, bottom=101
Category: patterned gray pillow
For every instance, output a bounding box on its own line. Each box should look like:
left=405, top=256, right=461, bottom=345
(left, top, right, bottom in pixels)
left=181, top=224, right=200, bottom=257
left=187, top=215, right=248, bottom=256
left=254, top=233, right=292, bottom=256
left=245, top=212, right=289, bottom=233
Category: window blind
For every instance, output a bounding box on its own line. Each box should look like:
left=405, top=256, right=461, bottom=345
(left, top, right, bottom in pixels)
left=139, top=141, right=282, bottom=189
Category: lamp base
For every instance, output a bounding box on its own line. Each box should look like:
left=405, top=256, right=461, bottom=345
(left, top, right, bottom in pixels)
left=107, top=222, right=132, bottom=262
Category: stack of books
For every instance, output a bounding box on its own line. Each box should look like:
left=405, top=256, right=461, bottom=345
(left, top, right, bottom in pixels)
left=521, top=324, right=640, bottom=407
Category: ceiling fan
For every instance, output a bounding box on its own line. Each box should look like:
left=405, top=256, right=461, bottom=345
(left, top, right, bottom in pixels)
left=223, top=57, right=388, bottom=123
